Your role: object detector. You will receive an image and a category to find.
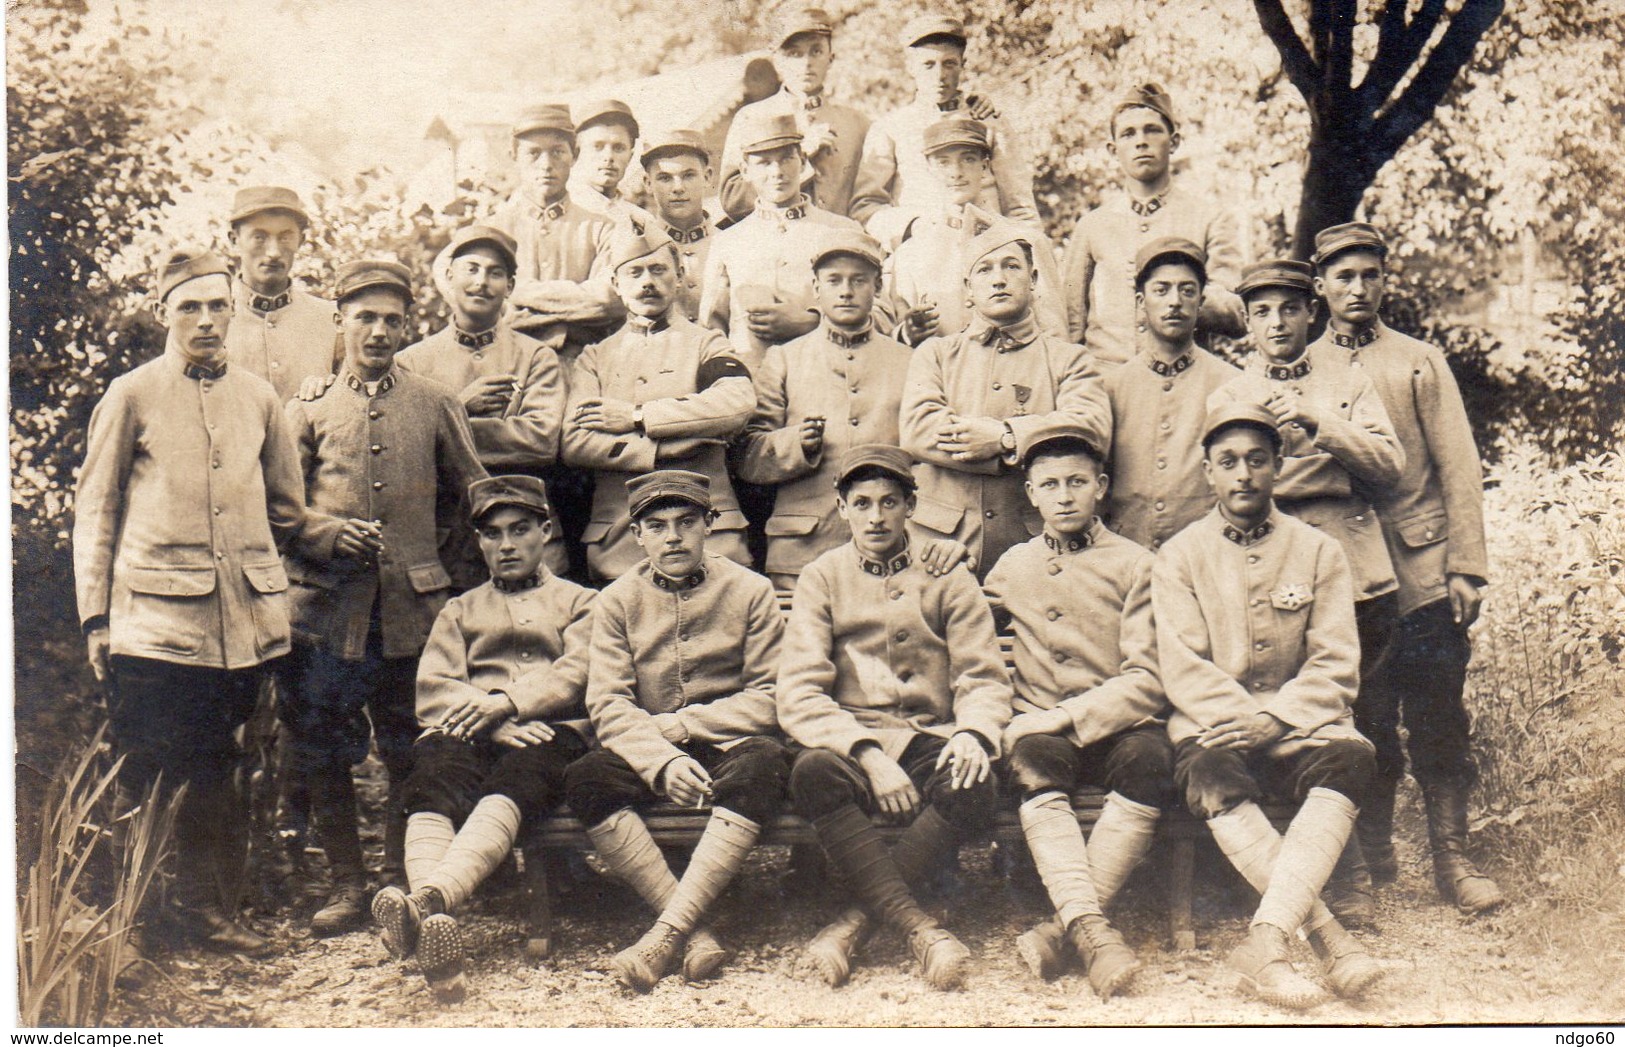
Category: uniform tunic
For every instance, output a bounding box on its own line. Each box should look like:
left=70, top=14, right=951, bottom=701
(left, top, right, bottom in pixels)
left=735, top=322, right=913, bottom=579
left=659, top=214, right=724, bottom=324
left=487, top=193, right=622, bottom=357
left=283, top=367, right=487, bottom=661
left=561, top=315, right=755, bottom=579
left=1210, top=350, right=1403, bottom=602
left=223, top=280, right=339, bottom=403
left=719, top=89, right=871, bottom=220
left=1308, top=321, right=1488, bottom=616
left=396, top=324, right=569, bottom=580
left=586, top=554, right=784, bottom=788
left=1060, top=185, right=1246, bottom=367
left=900, top=314, right=1112, bottom=576
left=1102, top=347, right=1240, bottom=551
left=850, top=96, right=1037, bottom=248
left=984, top=522, right=1168, bottom=749
left=74, top=352, right=306, bottom=669
left=699, top=195, right=862, bottom=370
left=414, top=571, right=595, bottom=740
left=1152, top=508, right=1366, bottom=753
left=778, top=544, right=1013, bottom=759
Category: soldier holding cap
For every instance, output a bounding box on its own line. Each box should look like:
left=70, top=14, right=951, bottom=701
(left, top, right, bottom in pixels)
left=851, top=14, right=1037, bottom=249
left=1060, top=83, right=1246, bottom=366
left=398, top=225, right=570, bottom=585
left=641, top=130, right=727, bottom=323
left=371, top=475, right=595, bottom=1000
left=879, top=115, right=1065, bottom=345
left=1101, top=238, right=1241, bottom=551
left=571, top=99, right=658, bottom=227
left=1307, top=222, right=1500, bottom=916
left=222, top=185, right=341, bottom=403
left=900, top=223, right=1111, bottom=578
left=985, top=422, right=1173, bottom=998
left=702, top=107, right=863, bottom=370
left=563, top=223, right=755, bottom=580
left=563, top=470, right=790, bottom=993
left=718, top=4, right=870, bottom=221
left=1151, top=400, right=1381, bottom=1011
left=73, top=247, right=310, bottom=957
left=778, top=444, right=1012, bottom=991
left=279, top=260, right=487, bottom=937
left=488, top=102, right=621, bottom=367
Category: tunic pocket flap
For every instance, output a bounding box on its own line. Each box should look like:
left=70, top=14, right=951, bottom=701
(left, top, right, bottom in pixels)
left=764, top=514, right=820, bottom=538
left=406, top=563, right=453, bottom=594
left=910, top=496, right=965, bottom=535
left=242, top=561, right=289, bottom=594
left=1395, top=510, right=1448, bottom=549
left=124, top=563, right=217, bottom=597
left=285, top=559, right=342, bottom=591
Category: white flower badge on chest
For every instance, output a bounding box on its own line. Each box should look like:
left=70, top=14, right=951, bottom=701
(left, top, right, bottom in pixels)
left=1270, top=584, right=1313, bottom=611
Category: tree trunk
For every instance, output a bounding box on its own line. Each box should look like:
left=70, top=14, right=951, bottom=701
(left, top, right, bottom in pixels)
left=1292, top=122, right=1374, bottom=259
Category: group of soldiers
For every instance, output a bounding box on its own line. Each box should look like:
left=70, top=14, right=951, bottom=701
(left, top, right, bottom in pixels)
left=72, top=5, right=1501, bottom=1014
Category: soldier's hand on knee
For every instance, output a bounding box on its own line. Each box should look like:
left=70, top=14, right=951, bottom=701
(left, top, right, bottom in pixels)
left=86, top=625, right=111, bottom=683
left=662, top=756, right=713, bottom=808
left=1198, top=712, right=1287, bottom=751
left=492, top=719, right=556, bottom=748
left=857, top=746, right=921, bottom=822
left=1001, top=708, right=1069, bottom=752
left=442, top=691, right=520, bottom=741
left=939, top=731, right=991, bottom=790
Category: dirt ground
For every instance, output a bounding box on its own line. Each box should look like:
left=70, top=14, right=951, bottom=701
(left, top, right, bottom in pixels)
left=106, top=782, right=1623, bottom=1029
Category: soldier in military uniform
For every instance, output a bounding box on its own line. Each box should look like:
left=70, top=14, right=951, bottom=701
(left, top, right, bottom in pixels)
left=397, top=225, right=569, bottom=586
left=571, top=99, right=657, bottom=226
left=851, top=14, right=1037, bottom=249
left=718, top=4, right=869, bottom=221
left=900, top=225, right=1111, bottom=578
left=222, top=185, right=340, bottom=403
left=1060, top=83, right=1246, bottom=367
left=76, top=248, right=308, bottom=958
left=280, top=261, right=486, bottom=936
left=1153, top=401, right=1382, bottom=1011
left=564, top=224, right=755, bottom=580
left=1307, top=222, right=1502, bottom=915
left=640, top=129, right=727, bottom=324
left=1100, top=238, right=1240, bottom=552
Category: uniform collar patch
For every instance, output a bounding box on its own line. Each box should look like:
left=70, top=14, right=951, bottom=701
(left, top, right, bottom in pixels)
left=527, top=198, right=568, bottom=223
left=182, top=360, right=229, bottom=381
left=756, top=195, right=810, bottom=222
left=1331, top=327, right=1378, bottom=349
left=974, top=313, right=1038, bottom=352
left=248, top=290, right=291, bottom=314
left=456, top=328, right=497, bottom=350
left=650, top=564, right=707, bottom=592
left=1222, top=519, right=1275, bottom=546
left=857, top=548, right=911, bottom=577
left=493, top=571, right=544, bottom=594
left=936, top=97, right=961, bottom=113
left=343, top=369, right=397, bottom=397
left=667, top=224, right=707, bottom=244
left=826, top=323, right=872, bottom=348
left=793, top=90, right=824, bottom=111
left=1129, top=192, right=1166, bottom=217
left=1149, top=351, right=1194, bottom=377
left=1043, top=521, right=1098, bottom=554
left=626, top=314, right=671, bottom=335
left=1265, top=355, right=1311, bottom=381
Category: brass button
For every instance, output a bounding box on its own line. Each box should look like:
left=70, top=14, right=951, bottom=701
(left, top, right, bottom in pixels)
left=1046, top=609, right=1060, bottom=621
left=373, top=481, right=384, bottom=490
left=895, top=630, right=909, bottom=643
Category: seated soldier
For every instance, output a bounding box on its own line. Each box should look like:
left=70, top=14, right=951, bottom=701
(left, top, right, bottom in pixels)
left=371, top=476, right=595, bottom=1000
left=779, top=445, right=1014, bottom=991
left=985, top=422, right=1174, bottom=999
left=563, top=471, right=790, bottom=993
left=1152, top=401, right=1384, bottom=1010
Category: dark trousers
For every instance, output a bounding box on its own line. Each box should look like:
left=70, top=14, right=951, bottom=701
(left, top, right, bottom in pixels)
left=564, top=737, right=791, bottom=828
left=789, top=734, right=999, bottom=837
left=1354, top=597, right=1477, bottom=786
left=404, top=728, right=589, bottom=826
left=1005, top=723, right=1178, bottom=810
left=275, top=638, right=417, bottom=780
left=1174, top=736, right=1375, bottom=821
left=107, top=654, right=265, bottom=792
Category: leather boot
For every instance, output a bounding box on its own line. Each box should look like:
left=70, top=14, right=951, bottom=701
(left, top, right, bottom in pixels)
left=381, top=777, right=409, bottom=890
left=1227, top=922, right=1330, bottom=1011
left=613, top=922, right=687, bottom=994
left=310, top=767, right=369, bottom=936
left=417, top=912, right=468, bottom=1001
left=806, top=906, right=871, bottom=987
left=908, top=926, right=972, bottom=992
left=1308, top=918, right=1384, bottom=998
left=1421, top=780, right=1504, bottom=914
left=683, top=927, right=731, bottom=984
left=176, top=780, right=272, bottom=957
left=1356, top=774, right=1401, bottom=885
left=1016, top=916, right=1071, bottom=982
left=1066, top=914, right=1142, bottom=999
left=1322, top=836, right=1378, bottom=930
left=372, top=884, right=444, bottom=960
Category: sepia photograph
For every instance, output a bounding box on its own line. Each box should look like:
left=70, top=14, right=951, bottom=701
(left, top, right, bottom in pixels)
left=7, top=0, right=1623, bottom=1030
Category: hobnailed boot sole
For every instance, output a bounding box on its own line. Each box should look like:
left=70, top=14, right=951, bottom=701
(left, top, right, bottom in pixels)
left=682, top=927, right=731, bottom=983
left=372, top=886, right=421, bottom=960
left=910, top=927, right=971, bottom=992
left=418, top=914, right=468, bottom=1002
left=1016, top=919, right=1070, bottom=982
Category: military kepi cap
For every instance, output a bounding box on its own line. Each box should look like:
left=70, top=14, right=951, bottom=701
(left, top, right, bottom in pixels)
left=513, top=103, right=576, bottom=142
left=734, top=109, right=803, bottom=155
left=334, top=259, right=414, bottom=305
left=901, top=13, right=967, bottom=48
left=837, top=444, right=915, bottom=489
left=812, top=228, right=885, bottom=272
left=156, top=247, right=232, bottom=302
left=1236, top=259, right=1315, bottom=300
left=447, top=225, right=519, bottom=273
left=229, top=185, right=310, bottom=229
left=1134, top=236, right=1207, bottom=286
left=606, top=218, right=676, bottom=272
left=626, top=470, right=713, bottom=519
left=468, top=475, right=550, bottom=523
left=642, top=128, right=710, bottom=167
left=769, top=3, right=834, bottom=47
left=575, top=98, right=639, bottom=140
left=922, top=116, right=990, bottom=157
left=1020, top=420, right=1106, bottom=470
left=1202, top=400, right=1283, bottom=451
left=1312, top=222, right=1387, bottom=267
left=1113, top=82, right=1177, bottom=131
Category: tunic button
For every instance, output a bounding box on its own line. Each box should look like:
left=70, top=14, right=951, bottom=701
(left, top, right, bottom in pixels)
left=473, top=352, right=484, bottom=361
left=637, top=376, right=647, bottom=383
left=521, top=651, right=532, bottom=660
left=992, top=382, right=1002, bottom=390
left=215, top=552, right=225, bottom=561
left=850, top=386, right=859, bottom=394
left=680, top=593, right=691, bottom=601
left=369, top=410, right=380, bottom=420
left=1139, top=223, right=1150, bottom=233
left=1425, top=529, right=1435, bottom=539
left=679, top=632, right=689, bottom=642
left=1047, top=564, right=1061, bottom=575
left=1354, top=515, right=1365, bottom=522
left=1046, top=609, right=1060, bottom=621
left=1054, top=651, right=1068, bottom=662
left=1248, top=555, right=1259, bottom=564
left=213, top=507, right=221, bottom=516
left=984, top=509, right=997, bottom=518
left=370, top=444, right=382, bottom=454
left=895, top=631, right=909, bottom=643
left=1255, top=642, right=1267, bottom=651
left=1160, top=421, right=1170, bottom=431
left=889, top=590, right=902, bottom=600
left=1154, top=500, right=1165, bottom=511
left=271, top=361, right=281, bottom=369
left=899, top=670, right=913, bottom=683
left=1162, top=381, right=1173, bottom=392
left=1156, top=460, right=1166, bottom=470
left=212, top=460, right=221, bottom=469
left=1251, top=598, right=1261, bottom=607
left=850, top=418, right=860, bottom=426
left=373, top=481, right=384, bottom=490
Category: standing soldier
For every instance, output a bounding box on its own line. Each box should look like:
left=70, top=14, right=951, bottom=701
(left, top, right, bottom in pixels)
left=564, top=224, right=756, bottom=581
left=702, top=108, right=863, bottom=370
left=280, top=261, right=486, bottom=936
left=850, top=14, right=1037, bottom=249
left=1101, top=238, right=1240, bottom=552
left=74, top=247, right=308, bottom=956
left=571, top=99, right=657, bottom=226
left=1060, top=83, right=1245, bottom=367
left=880, top=116, right=1066, bottom=345
left=718, top=4, right=869, bottom=222
left=640, top=130, right=727, bottom=324
left=223, top=185, right=340, bottom=403
left=900, top=225, right=1111, bottom=578
left=397, top=225, right=569, bottom=586
left=1307, top=222, right=1501, bottom=915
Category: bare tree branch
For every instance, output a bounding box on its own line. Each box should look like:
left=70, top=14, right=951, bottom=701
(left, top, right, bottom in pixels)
left=1253, top=0, right=1320, bottom=99
left=1361, top=0, right=1447, bottom=111
left=1373, top=0, right=1505, bottom=158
